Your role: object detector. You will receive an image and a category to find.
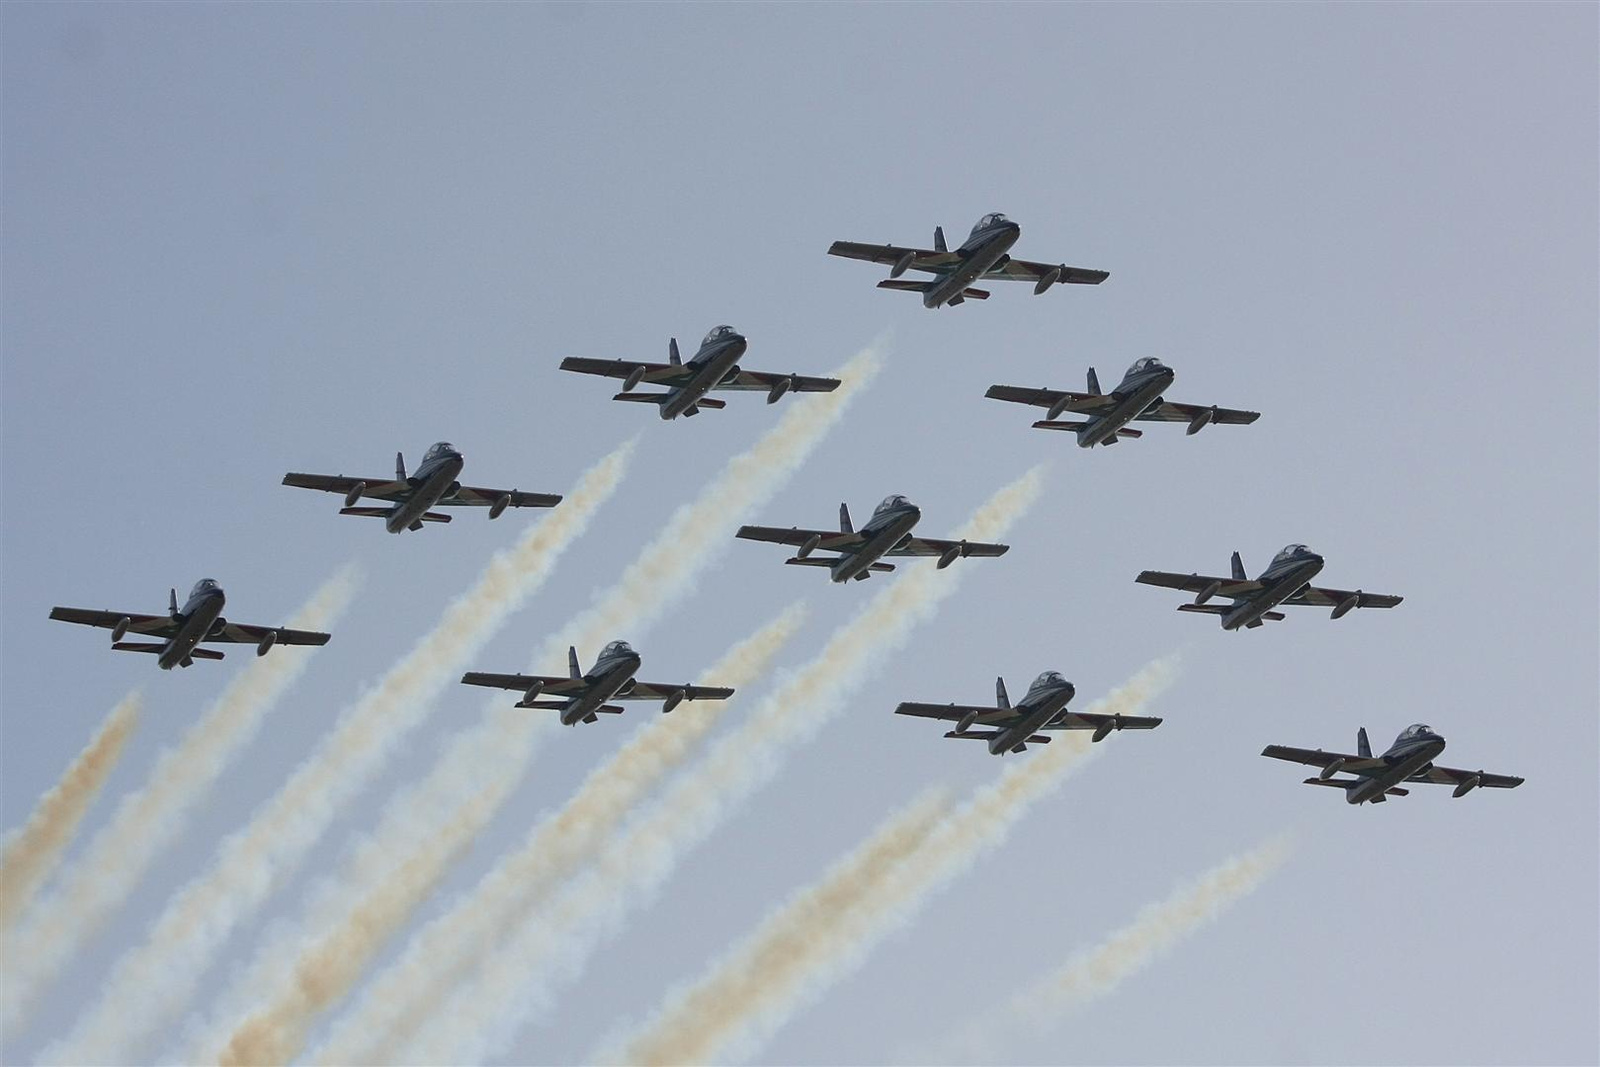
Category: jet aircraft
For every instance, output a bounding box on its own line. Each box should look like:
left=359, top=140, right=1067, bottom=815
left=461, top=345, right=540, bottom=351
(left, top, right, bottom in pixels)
left=1262, top=724, right=1524, bottom=804
left=1136, top=544, right=1402, bottom=630
left=986, top=358, right=1259, bottom=447
left=460, top=640, right=734, bottom=726
left=283, top=442, right=562, bottom=533
left=896, top=671, right=1162, bottom=755
left=559, top=325, right=841, bottom=420
left=827, top=213, right=1109, bottom=308
left=735, top=494, right=1009, bottom=583
left=49, top=579, right=332, bottom=670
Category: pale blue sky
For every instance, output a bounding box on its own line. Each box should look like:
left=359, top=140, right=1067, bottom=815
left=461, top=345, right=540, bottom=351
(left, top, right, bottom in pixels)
left=3, top=4, right=1595, bottom=1064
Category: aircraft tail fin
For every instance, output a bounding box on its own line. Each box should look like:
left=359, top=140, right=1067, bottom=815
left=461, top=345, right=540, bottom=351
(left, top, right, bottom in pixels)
left=839, top=502, right=853, bottom=534
left=1231, top=551, right=1247, bottom=582
left=876, top=279, right=933, bottom=293
left=568, top=646, right=582, bottom=680
left=169, top=588, right=179, bottom=616
left=1357, top=727, right=1372, bottom=759
left=933, top=225, right=947, bottom=253
left=396, top=451, right=407, bottom=481
left=1087, top=367, right=1101, bottom=396
left=669, top=337, right=681, bottom=365
left=995, top=676, right=1011, bottom=710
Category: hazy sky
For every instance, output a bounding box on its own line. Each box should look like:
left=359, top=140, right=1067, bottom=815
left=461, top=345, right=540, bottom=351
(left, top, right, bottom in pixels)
left=3, top=4, right=1595, bottom=1064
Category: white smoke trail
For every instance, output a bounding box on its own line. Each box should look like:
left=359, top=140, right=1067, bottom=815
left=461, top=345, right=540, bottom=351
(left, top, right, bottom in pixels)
left=612, top=657, right=1178, bottom=1066
left=2, top=568, right=360, bottom=1031
left=595, top=789, right=953, bottom=1067
left=0, top=694, right=143, bottom=932
left=311, top=603, right=808, bottom=1066
left=41, top=443, right=632, bottom=1065
left=931, top=836, right=1293, bottom=1063
left=400, top=467, right=1045, bottom=1065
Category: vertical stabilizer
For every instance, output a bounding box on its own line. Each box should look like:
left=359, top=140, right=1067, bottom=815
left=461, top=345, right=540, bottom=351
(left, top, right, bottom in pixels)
left=669, top=338, right=681, bottom=366
left=933, top=226, right=947, bottom=253
left=1357, top=727, right=1372, bottom=758
left=839, top=503, right=853, bottom=535
left=1231, top=551, right=1246, bottom=581
left=395, top=452, right=407, bottom=481
left=568, top=646, right=582, bottom=680
left=995, top=676, right=1011, bottom=710
left=169, top=588, right=179, bottom=616
left=1086, top=367, right=1101, bottom=396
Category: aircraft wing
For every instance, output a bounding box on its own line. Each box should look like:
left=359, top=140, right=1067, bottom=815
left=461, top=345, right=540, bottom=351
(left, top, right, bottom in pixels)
left=617, top=681, right=735, bottom=702
left=1406, top=765, right=1525, bottom=790
left=459, top=672, right=590, bottom=696
left=1135, top=571, right=1264, bottom=597
left=885, top=536, right=1010, bottom=559
left=983, top=257, right=1111, bottom=286
left=1042, top=711, right=1163, bottom=732
left=203, top=621, right=332, bottom=646
left=1284, top=586, right=1404, bottom=610
left=735, top=525, right=865, bottom=552
left=714, top=369, right=842, bottom=394
left=558, top=357, right=693, bottom=387
left=48, top=607, right=181, bottom=638
left=894, top=702, right=1020, bottom=727
left=1133, top=400, right=1261, bottom=426
left=282, top=473, right=412, bottom=502
left=826, top=241, right=963, bottom=274
left=984, top=385, right=1118, bottom=415
left=443, top=486, right=564, bottom=509
left=1259, top=745, right=1388, bottom=773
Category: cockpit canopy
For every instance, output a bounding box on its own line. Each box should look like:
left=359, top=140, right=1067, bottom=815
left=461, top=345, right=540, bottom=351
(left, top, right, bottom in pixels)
left=1031, top=670, right=1067, bottom=689
left=1398, top=723, right=1435, bottom=740
left=1274, top=543, right=1312, bottom=562
left=424, top=441, right=456, bottom=461
left=191, top=578, right=221, bottom=596
left=600, top=640, right=635, bottom=658
left=973, top=212, right=1009, bottom=233
left=875, top=494, right=912, bottom=514
left=703, top=325, right=739, bottom=346
left=1127, top=356, right=1166, bottom=375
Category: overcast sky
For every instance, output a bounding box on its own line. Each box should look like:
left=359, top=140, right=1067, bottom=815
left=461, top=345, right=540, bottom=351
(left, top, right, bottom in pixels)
left=3, top=3, right=1596, bottom=1064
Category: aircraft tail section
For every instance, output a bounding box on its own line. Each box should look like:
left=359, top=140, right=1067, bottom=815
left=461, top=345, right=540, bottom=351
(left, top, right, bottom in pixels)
left=876, top=279, right=933, bottom=293
left=933, top=225, right=947, bottom=253
left=1031, top=420, right=1090, bottom=432
left=783, top=557, right=834, bottom=568
left=839, top=502, right=853, bottom=534
left=943, top=729, right=1001, bottom=740
left=1302, top=777, right=1355, bottom=790
left=1086, top=367, right=1101, bottom=396
left=1176, top=603, right=1228, bottom=615
left=1357, top=727, right=1372, bottom=758
left=669, top=337, right=681, bottom=365
left=612, top=392, right=670, bottom=404
left=396, top=451, right=407, bottom=481
left=568, top=646, right=582, bottom=680
left=995, top=676, right=1011, bottom=710
left=1231, top=551, right=1247, bottom=582
left=111, top=641, right=168, bottom=655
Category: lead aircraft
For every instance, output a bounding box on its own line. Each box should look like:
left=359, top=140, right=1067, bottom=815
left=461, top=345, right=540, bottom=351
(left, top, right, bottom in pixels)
left=735, top=494, right=1009, bottom=583
left=1136, top=544, right=1403, bottom=630
left=827, top=213, right=1109, bottom=308
left=460, top=640, right=734, bottom=726
left=283, top=442, right=563, bottom=533
left=1262, top=724, right=1524, bottom=804
left=559, top=325, right=841, bottom=420
left=986, top=358, right=1259, bottom=447
left=896, top=671, right=1162, bottom=755
left=49, top=579, right=332, bottom=669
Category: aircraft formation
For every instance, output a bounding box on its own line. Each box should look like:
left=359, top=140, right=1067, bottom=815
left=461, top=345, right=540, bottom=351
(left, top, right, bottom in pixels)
left=44, top=211, right=1523, bottom=802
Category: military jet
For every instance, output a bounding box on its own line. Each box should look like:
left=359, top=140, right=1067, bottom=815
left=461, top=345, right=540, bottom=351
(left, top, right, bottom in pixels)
left=827, top=212, right=1109, bottom=308
left=986, top=358, right=1259, bottom=447
left=1262, top=724, right=1524, bottom=804
left=283, top=442, right=562, bottom=534
left=1136, top=544, right=1402, bottom=630
left=49, top=579, right=332, bottom=669
left=559, top=325, right=841, bottom=420
left=735, top=494, right=1010, bottom=583
left=460, top=640, right=734, bottom=726
left=896, top=671, right=1162, bottom=755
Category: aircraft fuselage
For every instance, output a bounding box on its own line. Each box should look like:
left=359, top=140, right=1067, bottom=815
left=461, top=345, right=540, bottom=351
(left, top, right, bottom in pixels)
left=1223, top=553, right=1325, bottom=631
left=1075, top=364, right=1177, bottom=448
left=925, top=221, right=1020, bottom=308
left=660, top=333, right=749, bottom=420
left=385, top=448, right=465, bottom=533
left=990, top=679, right=1076, bottom=755
left=1348, top=732, right=1447, bottom=804
left=560, top=647, right=642, bottom=725
left=831, top=502, right=922, bottom=582
left=160, top=585, right=227, bottom=670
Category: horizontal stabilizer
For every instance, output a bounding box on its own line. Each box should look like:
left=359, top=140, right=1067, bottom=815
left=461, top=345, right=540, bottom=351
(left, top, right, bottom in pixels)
left=339, top=507, right=392, bottom=518
left=1386, top=787, right=1410, bottom=796
left=943, top=730, right=1002, bottom=740
left=1261, top=610, right=1285, bottom=621
left=1176, top=603, right=1228, bottom=615
left=690, top=397, right=726, bottom=409
left=1116, top=428, right=1143, bottom=438
left=783, top=557, right=835, bottom=567
left=186, top=647, right=225, bottom=660
left=1302, top=777, right=1355, bottom=789
left=876, top=279, right=933, bottom=293
left=110, top=641, right=166, bottom=654
left=515, top=700, right=572, bottom=710
left=1024, top=734, right=1053, bottom=744
left=595, top=705, right=625, bottom=714
left=417, top=512, right=452, bottom=524
left=960, top=288, right=991, bottom=300
left=1031, top=420, right=1089, bottom=431
left=612, top=392, right=671, bottom=404
left=868, top=562, right=896, bottom=573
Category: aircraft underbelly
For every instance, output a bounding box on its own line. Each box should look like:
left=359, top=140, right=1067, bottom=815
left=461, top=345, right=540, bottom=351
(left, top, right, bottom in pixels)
left=161, top=597, right=223, bottom=669
left=831, top=513, right=918, bottom=582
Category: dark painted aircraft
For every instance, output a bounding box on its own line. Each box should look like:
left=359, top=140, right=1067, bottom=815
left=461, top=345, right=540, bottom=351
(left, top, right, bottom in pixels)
left=1263, top=724, right=1524, bottom=804
left=460, top=640, right=734, bottom=726
left=1136, top=544, right=1402, bottom=630
left=559, top=325, right=841, bottom=420
left=827, top=213, right=1108, bottom=308
left=896, top=670, right=1161, bottom=755
left=986, top=357, right=1259, bottom=447
left=283, top=442, right=562, bottom=533
left=735, top=494, right=1009, bottom=583
left=49, top=579, right=331, bottom=669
